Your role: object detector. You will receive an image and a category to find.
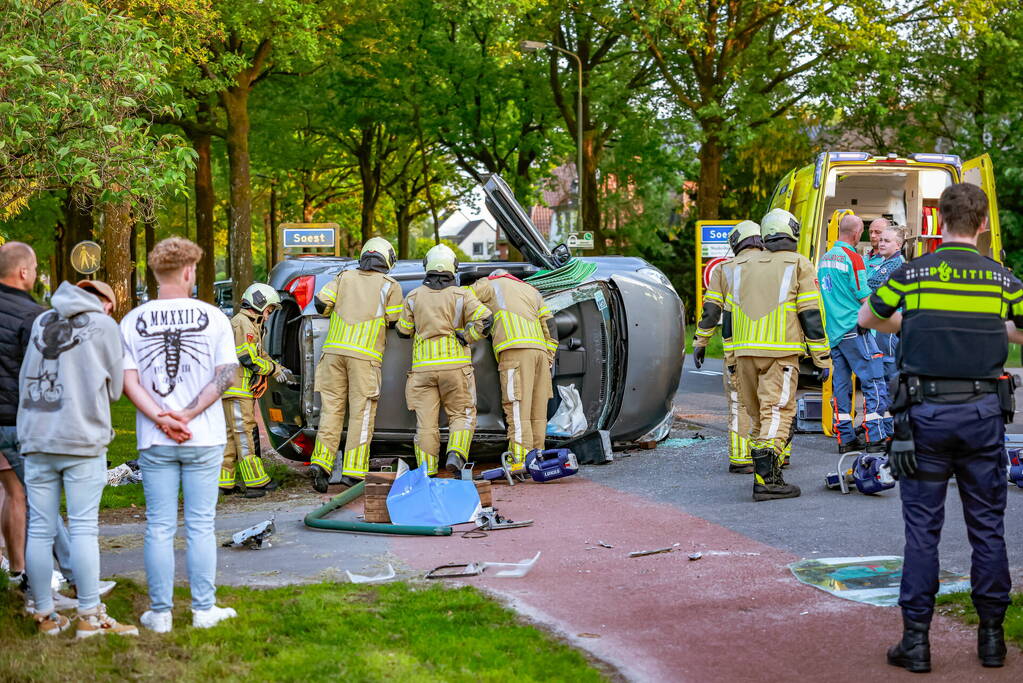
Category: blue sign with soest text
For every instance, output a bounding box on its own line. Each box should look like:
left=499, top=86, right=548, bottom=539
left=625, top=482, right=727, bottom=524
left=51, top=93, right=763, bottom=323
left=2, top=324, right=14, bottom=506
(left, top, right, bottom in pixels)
left=701, top=225, right=732, bottom=244
left=283, top=228, right=336, bottom=249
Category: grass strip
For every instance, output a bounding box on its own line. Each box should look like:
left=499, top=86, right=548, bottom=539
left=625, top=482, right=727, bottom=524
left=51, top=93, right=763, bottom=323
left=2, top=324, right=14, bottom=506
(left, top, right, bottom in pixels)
left=936, top=591, right=1023, bottom=647
left=0, top=576, right=606, bottom=682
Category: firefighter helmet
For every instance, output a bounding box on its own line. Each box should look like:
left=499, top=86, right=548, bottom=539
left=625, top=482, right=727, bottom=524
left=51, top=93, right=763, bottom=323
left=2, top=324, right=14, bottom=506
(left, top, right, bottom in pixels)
left=361, top=236, right=397, bottom=270
left=423, top=243, right=458, bottom=275
left=241, top=283, right=281, bottom=313
left=728, top=220, right=761, bottom=254
left=761, top=208, right=801, bottom=241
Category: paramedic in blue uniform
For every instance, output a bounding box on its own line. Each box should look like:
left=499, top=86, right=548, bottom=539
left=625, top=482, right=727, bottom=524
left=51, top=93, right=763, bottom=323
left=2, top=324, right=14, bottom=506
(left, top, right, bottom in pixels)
left=859, top=183, right=1023, bottom=673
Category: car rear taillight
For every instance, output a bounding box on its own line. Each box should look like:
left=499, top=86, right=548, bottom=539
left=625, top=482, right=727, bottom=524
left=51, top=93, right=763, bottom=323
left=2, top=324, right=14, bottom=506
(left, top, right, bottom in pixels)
left=285, top=275, right=315, bottom=310
left=291, top=432, right=314, bottom=458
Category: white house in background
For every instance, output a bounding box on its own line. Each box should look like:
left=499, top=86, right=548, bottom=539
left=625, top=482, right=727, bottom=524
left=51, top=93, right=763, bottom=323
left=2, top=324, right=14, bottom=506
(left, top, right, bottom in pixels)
left=438, top=208, right=498, bottom=260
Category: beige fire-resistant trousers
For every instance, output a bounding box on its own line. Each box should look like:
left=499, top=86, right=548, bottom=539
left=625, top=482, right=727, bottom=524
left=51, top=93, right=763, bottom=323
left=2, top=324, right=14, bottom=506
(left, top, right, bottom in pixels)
left=405, top=365, right=477, bottom=475
left=735, top=354, right=800, bottom=455
left=311, top=354, right=381, bottom=479
left=498, top=348, right=553, bottom=463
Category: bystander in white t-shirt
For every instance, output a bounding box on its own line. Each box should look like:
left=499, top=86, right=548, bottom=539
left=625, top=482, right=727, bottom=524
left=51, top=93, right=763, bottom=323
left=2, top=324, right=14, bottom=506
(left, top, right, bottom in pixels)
left=120, top=298, right=235, bottom=450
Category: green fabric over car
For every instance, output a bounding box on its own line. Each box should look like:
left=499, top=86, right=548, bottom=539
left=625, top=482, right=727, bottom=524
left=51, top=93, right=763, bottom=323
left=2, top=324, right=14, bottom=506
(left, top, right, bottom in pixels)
left=524, top=259, right=597, bottom=292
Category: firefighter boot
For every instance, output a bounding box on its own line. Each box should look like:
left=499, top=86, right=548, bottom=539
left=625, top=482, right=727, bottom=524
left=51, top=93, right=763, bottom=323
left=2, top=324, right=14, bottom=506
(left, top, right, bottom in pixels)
left=751, top=448, right=801, bottom=502
left=445, top=451, right=467, bottom=476
left=311, top=466, right=329, bottom=494
left=978, top=618, right=1006, bottom=667
left=887, top=617, right=931, bottom=673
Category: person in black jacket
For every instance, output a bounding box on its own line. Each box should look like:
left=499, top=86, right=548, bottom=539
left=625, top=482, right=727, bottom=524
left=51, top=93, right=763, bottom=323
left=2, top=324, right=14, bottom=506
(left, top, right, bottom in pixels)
left=0, top=242, right=75, bottom=602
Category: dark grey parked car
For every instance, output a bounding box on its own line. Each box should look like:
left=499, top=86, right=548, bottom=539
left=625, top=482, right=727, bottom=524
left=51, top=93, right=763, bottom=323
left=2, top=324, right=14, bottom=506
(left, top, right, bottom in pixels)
left=259, top=175, right=685, bottom=463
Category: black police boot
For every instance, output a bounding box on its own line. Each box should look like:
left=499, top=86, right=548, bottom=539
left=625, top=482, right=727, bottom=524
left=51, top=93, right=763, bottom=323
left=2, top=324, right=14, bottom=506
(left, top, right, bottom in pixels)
left=751, top=449, right=800, bottom=501
left=887, top=617, right=931, bottom=673
left=978, top=618, right=1006, bottom=667
left=445, top=451, right=467, bottom=476
left=311, top=466, right=329, bottom=493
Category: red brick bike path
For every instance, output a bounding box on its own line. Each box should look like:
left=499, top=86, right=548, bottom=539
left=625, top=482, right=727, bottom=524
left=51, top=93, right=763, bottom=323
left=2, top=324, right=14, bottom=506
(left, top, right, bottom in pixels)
left=389, top=476, right=1017, bottom=682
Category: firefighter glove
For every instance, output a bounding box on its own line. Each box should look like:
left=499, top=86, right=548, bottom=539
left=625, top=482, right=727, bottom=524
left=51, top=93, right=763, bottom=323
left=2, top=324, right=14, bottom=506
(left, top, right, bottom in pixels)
left=455, top=330, right=469, bottom=347
left=693, top=345, right=705, bottom=369
left=817, top=366, right=830, bottom=383
left=274, top=366, right=297, bottom=385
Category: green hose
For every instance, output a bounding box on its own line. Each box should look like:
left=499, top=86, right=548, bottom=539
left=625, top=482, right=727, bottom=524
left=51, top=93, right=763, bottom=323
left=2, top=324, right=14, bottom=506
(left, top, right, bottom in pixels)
left=525, top=258, right=597, bottom=292
left=303, top=481, right=453, bottom=536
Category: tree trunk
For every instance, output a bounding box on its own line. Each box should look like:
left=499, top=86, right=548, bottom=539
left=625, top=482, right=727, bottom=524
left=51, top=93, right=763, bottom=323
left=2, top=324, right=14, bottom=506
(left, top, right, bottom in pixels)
left=60, top=194, right=93, bottom=282
left=696, top=130, right=723, bottom=220
left=144, top=216, right=158, bottom=300
left=263, top=212, right=272, bottom=274
left=222, top=85, right=253, bottom=308
left=102, top=200, right=132, bottom=319
left=581, top=135, right=605, bottom=254
left=395, top=203, right=411, bottom=259
left=193, top=123, right=216, bottom=304
left=269, top=182, right=279, bottom=268
left=356, top=134, right=378, bottom=244
left=130, top=220, right=138, bottom=308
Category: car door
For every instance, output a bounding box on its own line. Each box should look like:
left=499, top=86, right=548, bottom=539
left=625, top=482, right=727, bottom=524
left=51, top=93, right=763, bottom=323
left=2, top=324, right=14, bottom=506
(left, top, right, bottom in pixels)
left=482, top=174, right=572, bottom=270
left=962, top=153, right=1002, bottom=260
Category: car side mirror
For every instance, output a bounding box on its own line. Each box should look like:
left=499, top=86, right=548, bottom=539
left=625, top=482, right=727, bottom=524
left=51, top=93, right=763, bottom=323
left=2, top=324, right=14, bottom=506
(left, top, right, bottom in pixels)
left=552, top=243, right=572, bottom=268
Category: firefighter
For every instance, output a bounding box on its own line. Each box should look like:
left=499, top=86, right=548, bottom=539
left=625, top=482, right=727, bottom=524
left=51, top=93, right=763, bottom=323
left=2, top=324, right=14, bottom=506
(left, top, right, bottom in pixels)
left=396, top=244, right=492, bottom=475
left=693, top=220, right=762, bottom=474
left=222, top=283, right=294, bottom=497
left=723, top=209, right=832, bottom=501
left=470, top=269, right=558, bottom=473
left=309, top=237, right=403, bottom=493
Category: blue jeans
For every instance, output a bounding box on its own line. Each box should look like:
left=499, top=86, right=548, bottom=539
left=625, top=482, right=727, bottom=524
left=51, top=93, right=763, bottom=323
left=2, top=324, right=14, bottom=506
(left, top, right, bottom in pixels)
left=140, top=445, right=223, bottom=612
left=899, top=395, right=1010, bottom=623
left=0, top=426, right=75, bottom=584
left=831, top=333, right=889, bottom=444
left=24, top=455, right=106, bottom=614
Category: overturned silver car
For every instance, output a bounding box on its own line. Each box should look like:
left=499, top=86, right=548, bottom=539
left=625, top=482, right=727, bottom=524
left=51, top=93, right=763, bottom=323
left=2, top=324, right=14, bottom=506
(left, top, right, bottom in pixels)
left=259, top=175, right=685, bottom=462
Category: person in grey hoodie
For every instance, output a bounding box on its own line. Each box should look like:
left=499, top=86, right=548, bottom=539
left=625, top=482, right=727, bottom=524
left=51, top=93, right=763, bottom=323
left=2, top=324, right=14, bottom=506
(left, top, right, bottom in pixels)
left=18, top=281, right=137, bottom=638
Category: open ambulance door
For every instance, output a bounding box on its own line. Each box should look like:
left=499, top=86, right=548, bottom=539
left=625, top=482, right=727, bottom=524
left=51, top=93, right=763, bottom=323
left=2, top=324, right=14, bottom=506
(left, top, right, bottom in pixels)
left=769, top=169, right=797, bottom=211
left=962, top=153, right=1002, bottom=261
left=694, top=220, right=741, bottom=318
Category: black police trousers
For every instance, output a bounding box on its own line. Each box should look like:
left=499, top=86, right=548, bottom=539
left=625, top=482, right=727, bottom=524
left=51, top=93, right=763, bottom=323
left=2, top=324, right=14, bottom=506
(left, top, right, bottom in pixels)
left=899, top=394, right=1011, bottom=623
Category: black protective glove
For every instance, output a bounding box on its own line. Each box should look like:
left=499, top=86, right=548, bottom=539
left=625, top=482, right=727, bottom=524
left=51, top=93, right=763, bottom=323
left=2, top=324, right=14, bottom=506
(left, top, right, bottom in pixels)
left=693, top=345, right=706, bottom=369
left=888, top=437, right=916, bottom=479
left=817, top=366, right=830, bottom=383
left=455, top=330, right=468, bottom=347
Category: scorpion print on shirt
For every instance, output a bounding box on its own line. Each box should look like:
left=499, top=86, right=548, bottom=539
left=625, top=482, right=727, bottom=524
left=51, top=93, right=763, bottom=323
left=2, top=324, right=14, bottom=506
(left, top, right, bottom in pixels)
left=134, top=307, right=210, bottom=396
left=22, top=311, right=100, bottom=412
left=121, top=298, right=237, bottom=450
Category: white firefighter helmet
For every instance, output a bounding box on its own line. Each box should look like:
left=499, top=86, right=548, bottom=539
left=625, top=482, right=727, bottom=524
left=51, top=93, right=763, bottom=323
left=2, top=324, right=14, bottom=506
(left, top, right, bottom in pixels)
left=241, top=283, right=281, bottom=313
left=728, top=220, right=761, bottom=254
left=423, top=243, right=458, bottom=275
left=760, top=208, right=801, bottom=240
left=361, top=236, right=397, bottom=270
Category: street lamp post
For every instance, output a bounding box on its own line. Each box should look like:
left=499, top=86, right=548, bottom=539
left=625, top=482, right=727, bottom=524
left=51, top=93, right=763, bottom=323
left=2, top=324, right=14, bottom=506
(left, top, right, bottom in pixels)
left=520, top=40, right=584, bottom=234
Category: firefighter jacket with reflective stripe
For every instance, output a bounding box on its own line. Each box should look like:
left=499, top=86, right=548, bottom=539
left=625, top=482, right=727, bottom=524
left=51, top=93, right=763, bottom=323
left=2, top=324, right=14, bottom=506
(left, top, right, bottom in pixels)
left=316, top=269, right=403, bottom=362
left=470, top=275, right=557, bottom=356
left=398, top=285, right=491, bottom=371
left=225, top=310, right=277, bottom=398
left=868, top=242, right=1023, bottom=379
left=723, top=249, right=831, bottom=367
left=695, top=255, right=753, bottom=366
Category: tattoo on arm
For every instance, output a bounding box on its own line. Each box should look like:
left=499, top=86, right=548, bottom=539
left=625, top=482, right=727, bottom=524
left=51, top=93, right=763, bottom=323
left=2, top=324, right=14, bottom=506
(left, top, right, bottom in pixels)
left=182, top=363, right=238, bottom=412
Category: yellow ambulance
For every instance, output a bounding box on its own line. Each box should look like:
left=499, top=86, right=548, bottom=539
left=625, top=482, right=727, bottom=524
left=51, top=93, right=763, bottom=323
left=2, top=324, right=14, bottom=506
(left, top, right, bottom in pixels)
left=695, top=151, right=1002, bottom=432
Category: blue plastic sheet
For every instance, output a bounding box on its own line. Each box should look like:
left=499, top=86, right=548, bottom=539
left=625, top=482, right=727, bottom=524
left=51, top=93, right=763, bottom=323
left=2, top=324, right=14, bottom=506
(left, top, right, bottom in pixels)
left=386, top=465, right=482, bottom=526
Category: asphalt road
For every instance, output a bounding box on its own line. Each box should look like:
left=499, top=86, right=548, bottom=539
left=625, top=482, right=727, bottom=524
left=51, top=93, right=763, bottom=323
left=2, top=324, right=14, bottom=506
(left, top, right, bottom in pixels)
left=584, top=357, right=1023, bottom=577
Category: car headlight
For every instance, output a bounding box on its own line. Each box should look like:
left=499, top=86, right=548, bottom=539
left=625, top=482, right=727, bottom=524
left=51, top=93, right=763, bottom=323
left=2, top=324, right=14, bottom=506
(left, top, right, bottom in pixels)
left=636, top=267, right=676, bottom=293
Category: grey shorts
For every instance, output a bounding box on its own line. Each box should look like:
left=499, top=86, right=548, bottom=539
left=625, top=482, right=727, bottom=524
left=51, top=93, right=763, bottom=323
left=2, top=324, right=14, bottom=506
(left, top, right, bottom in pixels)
left=0, top=425, right=24, bottom=482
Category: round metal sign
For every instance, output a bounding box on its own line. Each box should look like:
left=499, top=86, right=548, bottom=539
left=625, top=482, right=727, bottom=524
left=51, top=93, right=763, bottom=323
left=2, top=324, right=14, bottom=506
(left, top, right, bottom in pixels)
left=70, top=240, right=102, bottom=275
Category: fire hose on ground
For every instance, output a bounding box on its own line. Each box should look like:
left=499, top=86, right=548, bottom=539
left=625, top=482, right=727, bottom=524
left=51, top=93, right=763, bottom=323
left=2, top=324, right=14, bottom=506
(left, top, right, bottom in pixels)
left=302, top=481, right=453, bottom=536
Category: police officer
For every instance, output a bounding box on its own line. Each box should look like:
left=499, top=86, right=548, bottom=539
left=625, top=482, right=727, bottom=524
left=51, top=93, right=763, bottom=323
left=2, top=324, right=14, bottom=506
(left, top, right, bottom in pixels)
left=724, top=209, right=832, bottom=501
left=309, top=237, right=403, bottom=492
left=222, top=283, right=293, bottom=497
left=470, top=269, right=558, bottom=474
left=396, top=244, right=492, bottom=475
left=860, top=183, right=1022, bottom=672
left=693, top=220, right=762, bottom=474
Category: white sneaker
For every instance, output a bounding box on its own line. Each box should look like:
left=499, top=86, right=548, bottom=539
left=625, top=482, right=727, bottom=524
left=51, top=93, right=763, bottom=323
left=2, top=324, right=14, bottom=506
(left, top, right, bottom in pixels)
left=97, top=580, right=116, bottom=597
left=140, top=610, right=173, bottom=633
left=192, top=605, right=237, bottom=629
